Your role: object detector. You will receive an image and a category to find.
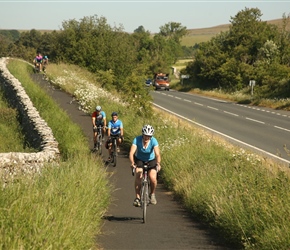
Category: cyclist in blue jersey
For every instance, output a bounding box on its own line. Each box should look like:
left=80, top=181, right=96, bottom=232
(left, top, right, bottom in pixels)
left=106, top=112, right=124, bottom=161
left=92, top=105, right=107, bottom=150
left=129, top=125, right=161, bottom=207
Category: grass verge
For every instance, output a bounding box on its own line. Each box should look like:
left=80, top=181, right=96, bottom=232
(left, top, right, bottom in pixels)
left=0, top=59, right=110, bottom=249
left=3, top=59, right=290, bottom=249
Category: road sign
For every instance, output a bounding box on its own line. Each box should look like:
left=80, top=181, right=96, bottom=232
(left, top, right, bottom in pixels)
left=181, top=75, right=189, bottom=79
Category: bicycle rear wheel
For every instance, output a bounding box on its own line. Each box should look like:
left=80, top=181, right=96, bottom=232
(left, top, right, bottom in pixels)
left=112, top=139, right=117, bottom=167
left=142, top=181, right=149, bottom=223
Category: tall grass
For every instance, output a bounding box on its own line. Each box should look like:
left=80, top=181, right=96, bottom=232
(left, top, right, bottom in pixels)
left=1, top=59, right=110, bottom=249
left=3, top=59, right=290, bottom=249
left=0, top=91, right=35, bottom=152
left=44, top=61, right=290, bottom=249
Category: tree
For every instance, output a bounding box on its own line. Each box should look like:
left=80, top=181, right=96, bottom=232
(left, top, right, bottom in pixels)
left=134, top=25, right=146, bottom=33
left=159, top=22, right=187, bottom=43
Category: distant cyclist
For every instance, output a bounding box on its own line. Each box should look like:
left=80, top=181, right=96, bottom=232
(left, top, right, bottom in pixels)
left=33, top=52, right=43, bottom=72
left=42, top=55, right=49, bottom=72
left=129, top=125, right=161, bottom=207
left=106, top=112, right=124, bottom=161
left=91, top=106, right=107, bottom=150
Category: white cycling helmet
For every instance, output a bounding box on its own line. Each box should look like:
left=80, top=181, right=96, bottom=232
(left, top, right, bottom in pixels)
left=142, top=125, right=154, bottom=136
left=96, top=106, right=101, bottom=111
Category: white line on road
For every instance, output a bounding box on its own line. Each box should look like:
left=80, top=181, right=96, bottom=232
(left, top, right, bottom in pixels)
left=224, top=111, right=239, bottom=116
left=246, top=117, right=265, bottom=124
left=184, top=99, right=191, bottom=102
left=274, top=126, right=290, bottom=132
left=175, top=97, right=181, bottom=99
left=207, top=106, right=218, bottom=110
left=194, top=102, right=203, bottom=106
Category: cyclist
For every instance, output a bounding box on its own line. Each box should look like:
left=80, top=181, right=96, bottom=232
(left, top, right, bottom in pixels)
left=42, top=55, right=49, bottom=72
left=106, top=112, right=124, bottom=161
left=33, top=52, right=43, bottom=72
left=91, top=106, right=107, bottom=150
left=129, top=125, right=161, bottom=207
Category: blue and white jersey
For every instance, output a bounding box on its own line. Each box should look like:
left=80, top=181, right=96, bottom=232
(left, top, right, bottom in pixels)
left=132, top=135, right=159, bottom=161
left=108, top=119, right=123, bottom=135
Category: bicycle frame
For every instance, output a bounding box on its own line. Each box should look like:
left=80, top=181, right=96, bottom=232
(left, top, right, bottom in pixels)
left=132, top=162, right=157, bottom=224
left=96, top=125, right=103, bottom=155
left=110, top=135, right=118, bottom=167
left=141, top=163, right=150, bottom=223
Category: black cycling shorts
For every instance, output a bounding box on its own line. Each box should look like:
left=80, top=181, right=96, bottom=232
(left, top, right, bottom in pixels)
left=134, top=156, right=157, bottom=170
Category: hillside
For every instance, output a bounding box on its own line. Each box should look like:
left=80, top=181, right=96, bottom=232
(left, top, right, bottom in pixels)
left=181, top=18, right=287, bottom=46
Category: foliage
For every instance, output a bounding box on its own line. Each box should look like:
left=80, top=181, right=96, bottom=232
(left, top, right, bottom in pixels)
left=1, top=59, right=110, bottom=249
left=184, top=8, right=290, bottom=97
left=44, top=60, right=290, bottom=249
left=0, top=91, right=35, bottom=152
left=0, top=15, right=188, bottom=110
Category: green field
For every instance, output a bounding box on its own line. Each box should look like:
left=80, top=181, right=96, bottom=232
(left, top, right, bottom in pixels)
left=181, top=18, right=286, bottom=46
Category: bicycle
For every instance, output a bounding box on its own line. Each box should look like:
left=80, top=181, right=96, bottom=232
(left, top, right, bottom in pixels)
left=109, top=135, right=119, bottom=167
left=94, top=125, right=103, bottom=155
left=132, top=162, right=158, bottom=223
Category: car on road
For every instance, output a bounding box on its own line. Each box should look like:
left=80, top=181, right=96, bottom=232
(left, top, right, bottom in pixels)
left=153, top=73, right=170, bottom=91
left=145, top=78, right=153, bottom=87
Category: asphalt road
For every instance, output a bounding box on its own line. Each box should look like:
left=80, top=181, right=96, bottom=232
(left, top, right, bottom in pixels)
left=31, top=74, right=238, bottom=250
left=151, top=90, right=290, bottom=166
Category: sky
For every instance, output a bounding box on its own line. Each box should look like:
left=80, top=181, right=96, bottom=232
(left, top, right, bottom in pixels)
left=0, top=1, right=289, bottom=33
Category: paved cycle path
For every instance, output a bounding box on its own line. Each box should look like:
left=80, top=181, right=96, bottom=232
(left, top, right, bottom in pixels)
left=31, top=74, right=238, bottom=250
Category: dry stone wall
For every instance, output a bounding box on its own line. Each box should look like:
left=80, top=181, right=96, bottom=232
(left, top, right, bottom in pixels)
left=0, top=57, right=60, bottom=182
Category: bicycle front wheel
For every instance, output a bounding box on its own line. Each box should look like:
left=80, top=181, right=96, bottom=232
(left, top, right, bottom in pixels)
left=97, top=135, right=102, bottom=155
left=142, top=181, right=149, bottom=223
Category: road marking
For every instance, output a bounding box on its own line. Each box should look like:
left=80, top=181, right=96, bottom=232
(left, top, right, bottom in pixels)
left=246, top=117, right=265, bottom=124
left=175, top=97, right=181, bottom=99
left=184, top=99, right=191, bottom=102
left=153, top=103, right=290, bottom=165
left=224, top=111, right=239, bottom=116
left=274, top=126, right=290, bottom=132
left=207, top=106, right=218, bottom=110
left=194, top=102, right=203, bottom=106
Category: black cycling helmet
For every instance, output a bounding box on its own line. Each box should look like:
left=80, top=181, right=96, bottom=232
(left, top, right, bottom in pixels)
left=111, top=111, right=118, bottom=117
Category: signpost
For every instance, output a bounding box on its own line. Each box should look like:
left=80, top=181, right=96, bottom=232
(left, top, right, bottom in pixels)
left=181, top=75, right=189, bottom=85
left=249, top=80, right=256, bottom=96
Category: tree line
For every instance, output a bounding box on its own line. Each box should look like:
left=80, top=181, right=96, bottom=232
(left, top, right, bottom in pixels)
left=1, top=8, right=289, bottom=105
left=182, top=8, right=290, bottom=98
left=0, top=15, right=188, bottom=116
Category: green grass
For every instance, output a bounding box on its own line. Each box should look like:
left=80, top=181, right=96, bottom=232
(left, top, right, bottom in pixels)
left=1, top=59, right=110, bottom=249
left=0, top=90, right=35, bottom=152
left=3, top=59, right=290, bottom=249
left=44, top=62, right=290, bottom=249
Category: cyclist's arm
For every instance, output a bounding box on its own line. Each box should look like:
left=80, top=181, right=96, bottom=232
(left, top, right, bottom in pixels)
left=129, top=144, right=137, bottom=167
left=154, top=145, right=161, bottom=169
left=103, top=117, right=107, bottom=128
left=92, top=116, right=96, bottom=127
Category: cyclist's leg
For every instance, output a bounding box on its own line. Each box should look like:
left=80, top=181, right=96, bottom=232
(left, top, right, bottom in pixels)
left=101, top=122, right=106, bottom=138
left=148, top=159, right=158, bottom=204
left=96, top=121, right=102, bottom=141
left=134, top=158, right=143, bottom=200
left=93, top=127, right=98, bottom=148
left=106, top=137, right=112, bottom=160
